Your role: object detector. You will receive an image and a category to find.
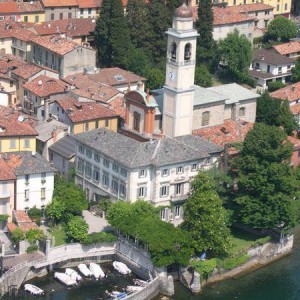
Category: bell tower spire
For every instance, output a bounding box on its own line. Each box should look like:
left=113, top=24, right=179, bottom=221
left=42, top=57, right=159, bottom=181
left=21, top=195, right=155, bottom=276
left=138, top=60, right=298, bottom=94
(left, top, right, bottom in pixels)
left=162, top=1, right=198, bottom=137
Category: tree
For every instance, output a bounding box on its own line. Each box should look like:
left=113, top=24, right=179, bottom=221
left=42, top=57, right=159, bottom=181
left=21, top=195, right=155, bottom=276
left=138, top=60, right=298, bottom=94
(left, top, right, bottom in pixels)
left=194, top=65, right=213, bottom=87
left=45, top=197, right=66, bottom=224
left=95, top=0, right=133, bottom=67
left=181, top=173, right=231, bottom=255
left=219, top=29, right=252, bottom=83
left=11, top=227, right=25, bottom=244
left=144, top=67, right=165, bottom=90
left=232, top=123, right=298, bottom=230
left=26, top=229, right=44, bottom=244
left=124, top=48, right=149, bottom=76
left=256, top=91, right=297, bottom=135
left=266, top=16, right=297, bottom=42
left=292, top=57, right=300, bottom=82
left=67, top=216, right=88, bottom=242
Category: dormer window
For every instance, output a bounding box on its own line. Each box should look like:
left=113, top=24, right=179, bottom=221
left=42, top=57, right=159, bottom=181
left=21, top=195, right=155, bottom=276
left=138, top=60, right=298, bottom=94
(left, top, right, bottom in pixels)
left=171, top=42, right=177, bottom=60
left=184, top=43, right=191, bottom=61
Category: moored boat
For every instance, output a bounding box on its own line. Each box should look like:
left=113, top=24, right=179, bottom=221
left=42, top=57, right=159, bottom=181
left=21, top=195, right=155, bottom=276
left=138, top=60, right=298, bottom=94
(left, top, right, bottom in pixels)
left=126, top=285, right=143, bottom=293
left=54, top=272, right=77, bottom=286
left=106, top=290, right=127, bottom=299
left=133, top=279, right=148, bottom=286
left=89, top=262, right=105, bottom=280
left=113, top=261, right=131, bottom=275
left=65, top=268, right=82, bottom=282
left=24, top=284, right=44, bottom=295
left=78, top=263, right=93, bottom=277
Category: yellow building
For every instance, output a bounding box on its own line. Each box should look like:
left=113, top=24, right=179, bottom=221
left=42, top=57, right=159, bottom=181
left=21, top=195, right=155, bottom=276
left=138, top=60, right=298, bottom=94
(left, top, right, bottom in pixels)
left=0, top=106, right=37, bottom=153
left=53, top=98, right=120, bottom=135
left=17, top=1, right=45, bottom=24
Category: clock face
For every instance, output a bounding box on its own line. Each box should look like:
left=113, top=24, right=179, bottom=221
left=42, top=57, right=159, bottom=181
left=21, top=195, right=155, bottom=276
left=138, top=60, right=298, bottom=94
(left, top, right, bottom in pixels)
left=168, top=71, right=176, bottom=81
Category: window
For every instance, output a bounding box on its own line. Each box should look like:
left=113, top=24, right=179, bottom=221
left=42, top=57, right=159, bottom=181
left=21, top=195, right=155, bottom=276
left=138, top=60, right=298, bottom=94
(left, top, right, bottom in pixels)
left=160, top=186, right=169, bottom=197
left=139, top=169, right=147, bottom=177
left=177, top=166, right=183, bottom=174
left=94, top=153, right=100, bottom=162
left=41, top=188, right=46, bottom=199
left=162, top=169, right=169, bottom=176
left=192, top=164, right=197, bottom=171
left=80, top=8, right=84, bottom=14
left=170, top=42, right=177, bottom=60
left=95, top=120, right=99, bottom=128
left=184, top=43, right=191, bottom=61
left=111, top=178, right=119, bottom=194
left=60, top=13, right=63, bottom=20
left=68, top=12, right=72, bottom=19
left=51, top=13, right=54, bottom=20
left=41, top=172, right=46, bottom=183
left=160, top=208, right=167, bottom=220
left=9, top=139, right=16, bottom=149
left=86, top=148, right=92, bottom=158
left=85, top=163, right=92, bottom=178
left=264, top=20, right=268, bottom=28
left=35, top=15, right=39, bottom=23
left=102, top=173, right=109, bottom=187
left=10, top=81, right=13, bottom=87
left=239, top=107, right=246, bottom=117
left=103, top=158, right=109, bottom=168
left=278, top=66, right=282, bottom=74
left=93, top=168, right=100, bottom=182
left=175, top=183, right=183, bottom=195
left=233, top=0, right=236, bottom=4
left=85, top=122, right=89, bottom=131
left=137, top=186, right=147, bottom=198
left=175, top=205, right=180, bottom=217
left=79, top=145, right=84, bottom=154
left=276, top=4, right=279, bottom=11
left=105, top=119, right=109, bottom=127
left=25, top=189, right=29, bottom=200
left=85, top=188, right=90, bottom=200
left=112, top=163, right=119, bottom=173
left=23, top=139, right=30, bottom=148
left=254, top=20, right=258, bottom=27
left=120, top=182, right=126, bottom=198
left=202, top=111, right=210, bottom=126
left=88, top=8, right=92, bottom=14
left=284, top=3, right=287, bottom=10
left=133, top=112, right=141, bottom=132
left=24, top=16, right=28, bottom=22
left=121, top=168, right=127, bottom=177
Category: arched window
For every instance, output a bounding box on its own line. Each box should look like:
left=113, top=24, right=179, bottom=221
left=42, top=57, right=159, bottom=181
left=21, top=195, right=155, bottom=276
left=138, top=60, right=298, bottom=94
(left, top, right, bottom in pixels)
left=202, top=111, right=210, bottom=127
left=184, top=43, right=192, bottom=61
left=239, top=107, right=246, bottom=117
left=133, top=111, right=141, bottom=132
left=171, top=42, right=177, bottom=60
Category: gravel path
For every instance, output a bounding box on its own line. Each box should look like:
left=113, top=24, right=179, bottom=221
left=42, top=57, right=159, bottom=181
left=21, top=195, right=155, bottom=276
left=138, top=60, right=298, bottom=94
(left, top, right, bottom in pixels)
left=82, top=210, right=112, bottom=234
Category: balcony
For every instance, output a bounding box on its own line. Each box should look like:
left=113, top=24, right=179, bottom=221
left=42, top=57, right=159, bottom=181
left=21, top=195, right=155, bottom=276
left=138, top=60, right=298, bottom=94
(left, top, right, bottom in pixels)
left=0, top=191, right=10, bottom=199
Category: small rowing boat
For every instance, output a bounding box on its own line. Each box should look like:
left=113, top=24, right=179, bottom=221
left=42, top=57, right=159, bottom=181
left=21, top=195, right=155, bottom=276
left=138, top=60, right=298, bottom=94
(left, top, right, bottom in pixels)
left=24, top=284, right=44, bottom=295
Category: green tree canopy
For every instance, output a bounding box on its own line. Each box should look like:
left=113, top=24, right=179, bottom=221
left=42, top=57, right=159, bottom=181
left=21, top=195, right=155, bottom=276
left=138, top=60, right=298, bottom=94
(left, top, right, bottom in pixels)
left=256, top=91, right=297, bottom=135
left=107, top=200, right=193, bottom=266
left=67, top=216, right=88, bottom=242
left=11, top=227, right=25, bottom=244
left=292, top=57, right=300, bottom=83
left=181, top=173, right=231, bottom=255
left=232, top=123, right=298, bottom=230
left=26, top=228, right=44, bottom=244
left=219, top=29, right=252, bottom=83
left=266, top=16, right=297, bottom=42
left=144, top=67, right=165, bottom=90
left=194, top=65, right=213, bottom=87
left=45, top=197, right=66, bottom=224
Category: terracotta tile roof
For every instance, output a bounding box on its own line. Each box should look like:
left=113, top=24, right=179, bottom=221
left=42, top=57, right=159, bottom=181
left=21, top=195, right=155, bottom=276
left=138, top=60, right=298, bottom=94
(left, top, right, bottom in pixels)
left=192, top=119, right=254, bottom=147
left=41, top=0, right=78, bottom=7
left=273, top=41, right=300, bottom=56
left=56, top=97, right=119, bottom=123
left=12, top=27, right=35, bottom=42
left=213, top=6, right=255, bottom=25
left=0, top=54, right=27, bottom=77
left=76, top=0, right=101, bottom=8
left=30, top=35, right=80, bottom=56
left=13, top=210, right=38, bottom=232
left=229, top=3, right=274, bottom=13
left=12, top=63, right=42, bottom=79
left=0, top=156, right=16, bottom=181
left=23, top=75, right=67, bottom=97
left=0, top=105, right=38, bottom=137
left=7, top=222, right=17, bottom=233
left=17, top=1, right=44, bottom=13
left=33, top=18, right=95, bottom=37
left=108, top=96, right=126, bottom=120
left=63, top=73, right=120, bottom=102
left=0, top=2, right=18, bottom=14
left=290, top=103, right=300, bottom=115
left=288, top=136, right=300, bottom=148
left=270, top=82, right=300, bottom=102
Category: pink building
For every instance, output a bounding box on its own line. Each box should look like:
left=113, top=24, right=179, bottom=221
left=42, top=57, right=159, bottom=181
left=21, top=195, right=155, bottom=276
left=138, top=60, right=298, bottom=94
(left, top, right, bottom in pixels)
left=0, top=157, right=16, bottom=224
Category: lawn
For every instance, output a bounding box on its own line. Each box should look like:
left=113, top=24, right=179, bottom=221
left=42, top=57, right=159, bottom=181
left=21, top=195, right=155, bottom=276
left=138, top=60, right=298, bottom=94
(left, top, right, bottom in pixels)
left=49, top=225, right=66, bottom=246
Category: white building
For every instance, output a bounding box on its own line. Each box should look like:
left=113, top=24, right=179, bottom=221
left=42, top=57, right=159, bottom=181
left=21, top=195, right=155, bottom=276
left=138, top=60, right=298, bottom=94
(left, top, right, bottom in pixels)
left=5, top=151, right=56, bottom=211
left=74, top=128, right=223, bottom=223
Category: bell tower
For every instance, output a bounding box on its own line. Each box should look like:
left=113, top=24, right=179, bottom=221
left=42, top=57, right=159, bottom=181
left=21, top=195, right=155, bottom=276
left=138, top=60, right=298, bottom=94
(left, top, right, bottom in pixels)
left=163, top=2, right=198, bottom=137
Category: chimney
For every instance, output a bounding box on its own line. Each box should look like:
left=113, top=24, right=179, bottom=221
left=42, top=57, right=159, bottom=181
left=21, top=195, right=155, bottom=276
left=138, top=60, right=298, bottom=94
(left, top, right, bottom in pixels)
left=44, top=99, right=50, bottom=121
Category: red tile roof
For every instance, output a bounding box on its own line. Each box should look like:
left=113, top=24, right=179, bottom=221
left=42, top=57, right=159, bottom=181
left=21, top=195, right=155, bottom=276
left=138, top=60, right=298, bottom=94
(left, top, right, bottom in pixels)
left=230, top=3, right=274, bottom=13
left=192, top=119, right=254, bottom=146
left=0, top=105, right=38, bottom=137
left=0, top=2, right=18, bottom=14
left=17, top=1, right=44, bottom=13
left=270, top=82, right=300, bottom=102
left=30, top=35, right=80, bottom=56
left=108, top=96, right=126, bottom=120
left=33, top=18, right=96, bottom=38
left=288, top=136, right=300, bottom=148
left=41, top=0, right=78, bottom=7
left=12, top=63, right=42, bottom=79
left=0, top=157, right=16, bottom=181
left=76, top=0, right=101, bottom=8
left=290, top=103, right=300, bottom=115
left=273, top=41, right=300, bottom=56
left=23, top=75, right=67, bottom=97
left=13, top=210, right=38, bottom=232
left=7, top=222, right=17, bottom=233
left=56, top=97, right=119, bottom=123
left=213, top=6, right=255, bottom=25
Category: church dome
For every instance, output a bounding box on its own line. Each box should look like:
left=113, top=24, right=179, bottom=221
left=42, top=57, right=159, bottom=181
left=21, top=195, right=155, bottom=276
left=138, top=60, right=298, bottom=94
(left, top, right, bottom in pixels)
left=174, top=2, right=193, bottom=18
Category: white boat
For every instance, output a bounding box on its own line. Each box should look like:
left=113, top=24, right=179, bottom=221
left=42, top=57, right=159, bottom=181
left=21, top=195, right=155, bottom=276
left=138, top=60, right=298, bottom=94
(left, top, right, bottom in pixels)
left=54, top=272, right=77, bottom=286
left=113, top=261, right=131, bottom=275
left=126, top=285, right=143, bottom=293
left=78, top=263, right=93, bottom=277
left=24, top=284, right=44, bottom=295
left=65, top=268, right=82, bottom=282
left=89, top=262, right=105, bottom=280
left=133, top=279, right=148, bottom=286
left=107, top=290, right=127, bottom=299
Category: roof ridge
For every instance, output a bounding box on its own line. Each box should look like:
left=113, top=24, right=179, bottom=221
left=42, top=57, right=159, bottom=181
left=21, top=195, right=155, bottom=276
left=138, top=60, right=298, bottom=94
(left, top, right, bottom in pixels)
left=151, top=139, right=161, bottom=161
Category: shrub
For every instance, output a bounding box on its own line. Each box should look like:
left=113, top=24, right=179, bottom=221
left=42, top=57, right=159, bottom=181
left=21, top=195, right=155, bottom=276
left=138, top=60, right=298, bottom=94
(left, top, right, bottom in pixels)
left=82, top=232, right=117, bottom=245
left=268, top=81, right=285, bottom=92
left=190, top=258, right=217, bottom=281
left=28, top=206, right=42, bottom=219
left=217, top=254, right=250, bottom=270
left=11, top=227, right=25, bottom=244
left=26, top=244, right=38, bottom=253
